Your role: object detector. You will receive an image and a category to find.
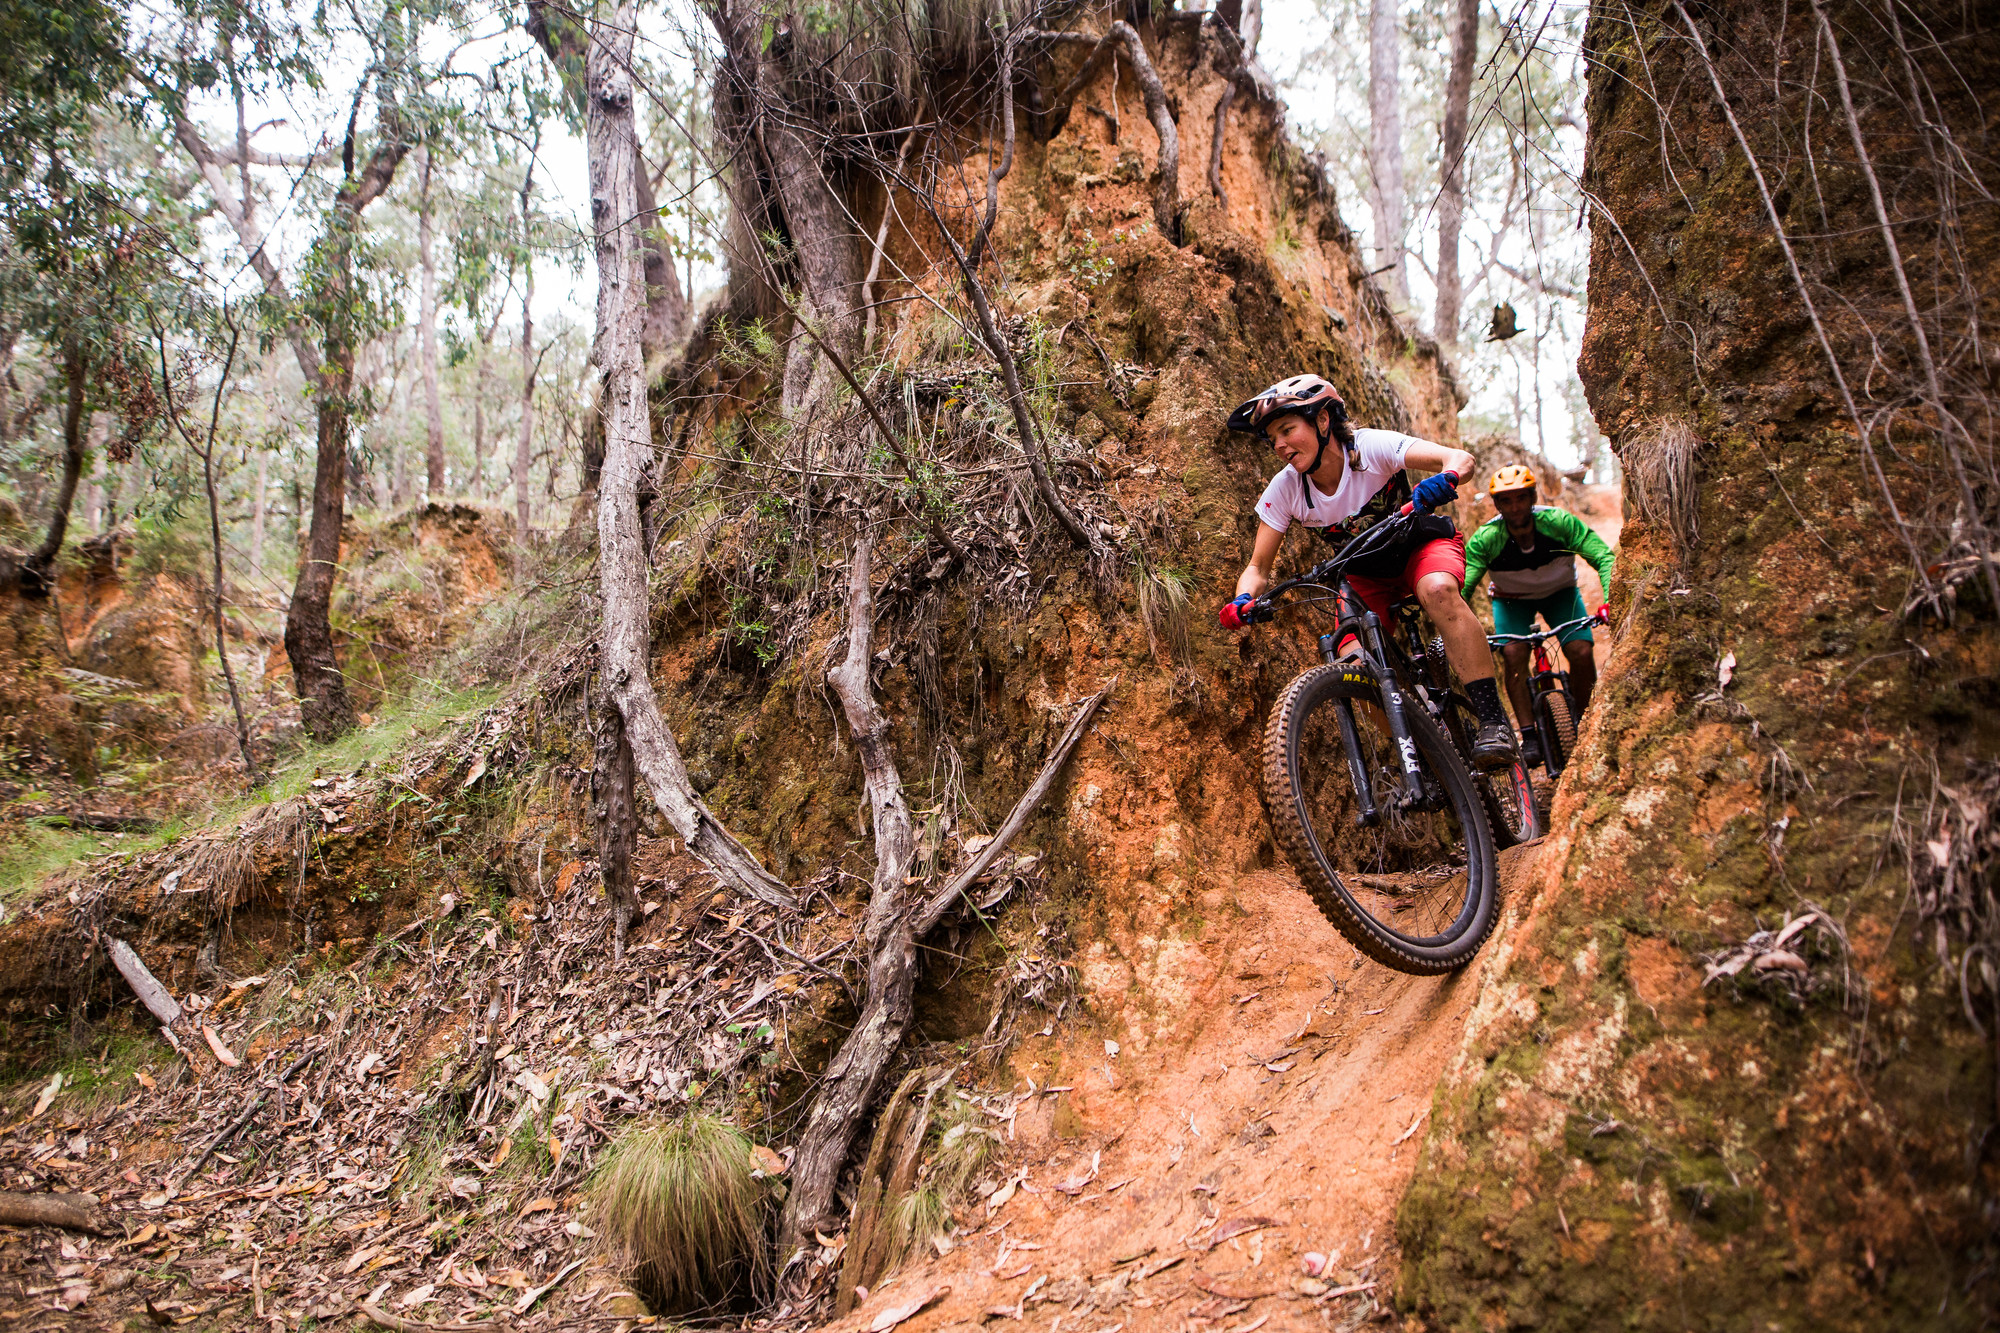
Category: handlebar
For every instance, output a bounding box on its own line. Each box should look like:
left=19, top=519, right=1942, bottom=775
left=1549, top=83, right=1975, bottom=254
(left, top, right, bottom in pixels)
left=1250, top=506, right=1425, bottom=614
left=1484, top=610, right=1607, bottom=645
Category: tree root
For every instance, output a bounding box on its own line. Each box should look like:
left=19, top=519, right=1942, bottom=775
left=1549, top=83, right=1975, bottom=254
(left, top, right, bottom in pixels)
left=780, top=676, right=1118, bottom=1261
left=1029, top=23, right=1181, bottom=241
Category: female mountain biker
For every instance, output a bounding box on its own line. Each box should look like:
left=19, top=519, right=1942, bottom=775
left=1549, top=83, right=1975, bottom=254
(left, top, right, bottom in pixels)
left=1461, top=464, right=1615, bottom=767
left=1216, top=373, right=1518, bottom=770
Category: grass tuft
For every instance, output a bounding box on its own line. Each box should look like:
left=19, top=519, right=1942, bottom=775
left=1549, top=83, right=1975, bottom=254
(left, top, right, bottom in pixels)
left=1136, top=563, right=1192, bottom=661
left=586, top=1114, right=770, bottom=1315
left=883, top=1092, right=998, bottom=1267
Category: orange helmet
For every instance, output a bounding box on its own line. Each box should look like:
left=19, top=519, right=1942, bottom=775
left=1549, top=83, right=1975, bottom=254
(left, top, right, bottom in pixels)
left=1488, top=464, right=1537, bottom=495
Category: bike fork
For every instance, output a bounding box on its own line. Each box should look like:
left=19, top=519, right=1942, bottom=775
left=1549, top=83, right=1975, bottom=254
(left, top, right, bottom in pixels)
left=1322, top=620, right=1428, bottom=811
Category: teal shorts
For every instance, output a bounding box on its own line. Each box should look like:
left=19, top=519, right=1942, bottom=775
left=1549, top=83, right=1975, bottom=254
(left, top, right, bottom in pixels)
left=1491, top=587, right=1594, bottom=644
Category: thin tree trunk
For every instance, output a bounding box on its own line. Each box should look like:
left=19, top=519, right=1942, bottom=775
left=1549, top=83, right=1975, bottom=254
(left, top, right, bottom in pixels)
left=418, top=144, right=445, bottom=497
left=583, top=0, right=793, bottom=911
left=22, top=344, right=86, bottom=598
left=83, top=415, right=109, bottom=532
left=516, top=163, right=537, bottom=540
left=593, top=691, right=640, bottom=961
left=472, top=334, right=491, bottom=496
left=197, top=329, right=259, bottom=786
left=1367, top=0, right=1407, bottom=303
left=249, top=448, right=267, bottom=582
left=1435, top=0, right=1478, bottom=345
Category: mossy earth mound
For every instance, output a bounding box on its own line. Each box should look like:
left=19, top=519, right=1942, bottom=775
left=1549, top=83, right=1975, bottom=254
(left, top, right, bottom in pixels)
left=1397, top=3, right=2000, bottom=1328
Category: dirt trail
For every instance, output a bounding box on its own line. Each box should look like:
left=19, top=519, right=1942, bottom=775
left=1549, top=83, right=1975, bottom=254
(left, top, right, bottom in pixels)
left=833, top=843, right=1545, bottom=1333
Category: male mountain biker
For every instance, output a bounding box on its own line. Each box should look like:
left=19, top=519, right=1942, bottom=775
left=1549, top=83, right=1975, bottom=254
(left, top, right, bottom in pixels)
left=1461, top=464, right=1615, bottom=768
left=1216, top=374, right=1519, bottom=769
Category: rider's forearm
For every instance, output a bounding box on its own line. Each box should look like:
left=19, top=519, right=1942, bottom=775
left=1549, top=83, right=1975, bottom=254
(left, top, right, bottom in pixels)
left=1235, top=563, right=1269, bottom=598
left=1406, top=440, right=1477, bottom=481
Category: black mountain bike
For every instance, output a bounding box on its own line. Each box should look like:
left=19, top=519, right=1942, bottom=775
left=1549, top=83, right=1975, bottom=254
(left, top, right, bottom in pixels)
left=1487, top=609, right=1606, bottom=783
left=1240, top=508, right=1535, bottom=974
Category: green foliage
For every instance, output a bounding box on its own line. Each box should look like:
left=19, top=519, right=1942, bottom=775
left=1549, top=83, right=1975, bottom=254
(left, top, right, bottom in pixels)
left=724, top=593, right=780, bottom=667
left=1059, top=229, right=1114, bottom=291
left=586, top=1114, right=772, bottom=1314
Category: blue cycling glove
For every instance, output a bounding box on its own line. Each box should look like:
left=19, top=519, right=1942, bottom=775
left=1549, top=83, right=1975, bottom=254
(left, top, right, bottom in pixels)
left=1410, top=470, right=1460, bottom=514
left=1219, top=594, right=1257, bottom=630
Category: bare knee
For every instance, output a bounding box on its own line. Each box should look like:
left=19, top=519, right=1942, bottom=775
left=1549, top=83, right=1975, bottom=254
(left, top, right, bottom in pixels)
left=1416, top=574, right=1465, bottom=617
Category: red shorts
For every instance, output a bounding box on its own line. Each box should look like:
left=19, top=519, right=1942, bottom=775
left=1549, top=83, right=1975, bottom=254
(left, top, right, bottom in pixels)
left=1336, top=535, right=1467, bottom=652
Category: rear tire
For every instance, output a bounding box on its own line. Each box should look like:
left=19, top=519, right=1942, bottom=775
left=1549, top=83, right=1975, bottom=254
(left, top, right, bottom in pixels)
left=1478, top=759, right=1542, bottom=847
left=1538, top=689, right=1578, bottom=776
left=1261, top=665, right=1500, bottom=974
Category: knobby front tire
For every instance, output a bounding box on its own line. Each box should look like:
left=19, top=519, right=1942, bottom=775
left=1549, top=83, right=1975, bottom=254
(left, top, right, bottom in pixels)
left=1261, top=665, right=1501, bottom=975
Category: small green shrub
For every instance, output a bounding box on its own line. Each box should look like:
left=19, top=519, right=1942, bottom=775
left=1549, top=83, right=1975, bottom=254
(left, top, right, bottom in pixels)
left=585, top=1114, right=771, bottom=1315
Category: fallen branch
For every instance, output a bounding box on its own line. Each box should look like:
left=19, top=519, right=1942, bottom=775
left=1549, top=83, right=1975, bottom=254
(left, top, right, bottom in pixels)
left=107, top=937, right=182, bottom=1027
left=862, top=104, right=925, bottom=351
left=916, top=677, right=1117, bottom=934
left=0, top=1191, right=115, bottom=1234
left=174, top=1048, right=319, bottom=1189
left=896, top=171, right=1100, bottom=553
left=353, top=1302, right=496, bottom=1333
left=42, top=812, right=157, bottom=833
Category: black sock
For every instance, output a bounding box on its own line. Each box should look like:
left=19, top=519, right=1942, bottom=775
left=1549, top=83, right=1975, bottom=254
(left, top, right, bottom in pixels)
left=1466, top=677, right=1510, bottom=729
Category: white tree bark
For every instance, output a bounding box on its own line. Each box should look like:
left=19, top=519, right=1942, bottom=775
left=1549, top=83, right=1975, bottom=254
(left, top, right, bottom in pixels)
left=1367, top=0, right=1408, bottom=304
left=1435, top=0, right=1478, bottom=345
left=418, top=144, right=445, bottom=498
left=516, top=162, right=537, bottom=539
left=585, top=0, right=792, bottom=910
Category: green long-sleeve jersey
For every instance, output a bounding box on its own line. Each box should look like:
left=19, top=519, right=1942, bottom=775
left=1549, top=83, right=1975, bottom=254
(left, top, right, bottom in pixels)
left=1461, top=505, right=1616, bottom=601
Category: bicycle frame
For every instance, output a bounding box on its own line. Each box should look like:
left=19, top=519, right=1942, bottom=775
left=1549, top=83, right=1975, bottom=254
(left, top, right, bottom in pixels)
left=1257, top=509, right=1466, bottom=829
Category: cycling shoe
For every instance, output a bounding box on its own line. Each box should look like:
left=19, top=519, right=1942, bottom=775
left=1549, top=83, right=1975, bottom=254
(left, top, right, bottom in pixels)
left=1471, top=720, right=1519, bottom=771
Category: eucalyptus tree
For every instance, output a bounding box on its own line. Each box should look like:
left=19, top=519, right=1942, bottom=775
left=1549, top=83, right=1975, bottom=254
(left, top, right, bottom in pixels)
left=442, top=153, right=522, bottom=497
left=151, top=0, right=455, bottom=741
left=0, top=0, right=196, bottom=597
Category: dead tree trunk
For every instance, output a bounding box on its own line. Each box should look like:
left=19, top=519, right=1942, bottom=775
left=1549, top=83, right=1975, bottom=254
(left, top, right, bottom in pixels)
left=1366, top=0, right=1407, bottom=303
left=418, top=144, right=446, bottom=496
left=21, top=343, right=85, bottom=598
left=782, top=641, right=1114, bottom=1258
left=583, top=0, right=793, bottom=912
left=1434, top=0, right=1478, bottom=344
left=593, top=691, right=641, bottom=960
left=516, top=161, right=537, bottom=540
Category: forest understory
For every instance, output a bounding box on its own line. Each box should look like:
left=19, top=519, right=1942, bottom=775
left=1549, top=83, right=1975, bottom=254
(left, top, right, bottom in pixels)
left=0, top=1, right=1994, bottom=1331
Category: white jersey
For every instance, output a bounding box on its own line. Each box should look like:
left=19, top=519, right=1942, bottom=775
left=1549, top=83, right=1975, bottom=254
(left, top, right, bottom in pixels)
left=1253, top=428, right=1429, bottom=536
